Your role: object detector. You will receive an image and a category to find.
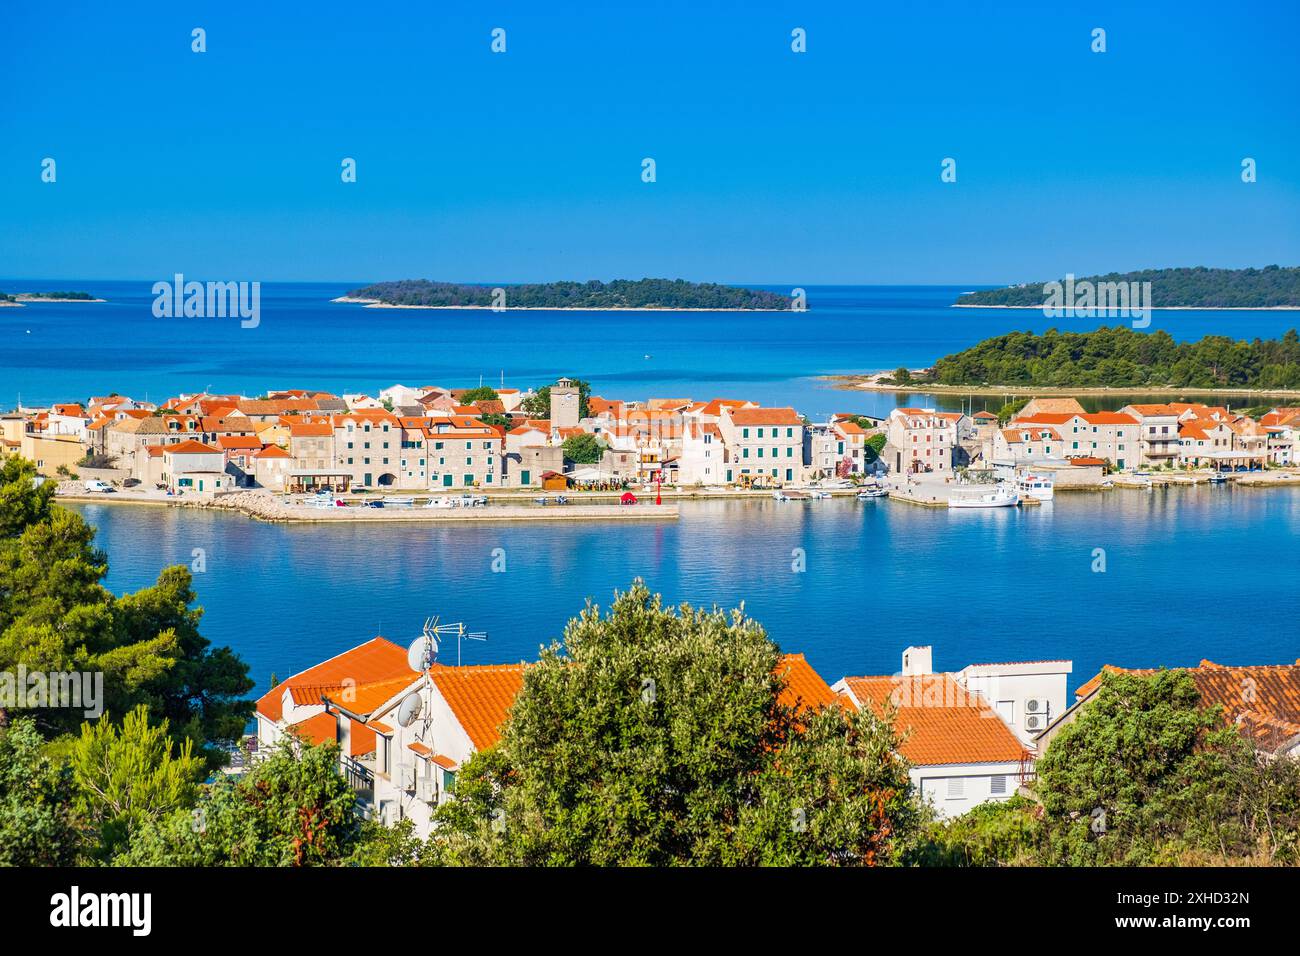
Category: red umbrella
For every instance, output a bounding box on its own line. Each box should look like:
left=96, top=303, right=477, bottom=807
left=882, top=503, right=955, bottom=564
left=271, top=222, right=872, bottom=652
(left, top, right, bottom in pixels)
left=620, top=491, right=637, bottom=505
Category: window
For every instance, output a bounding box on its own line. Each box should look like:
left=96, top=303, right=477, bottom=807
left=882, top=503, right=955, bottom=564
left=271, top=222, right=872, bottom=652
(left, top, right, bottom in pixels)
left=990, top=775, right=1007, bottom=796
left=442, top=768, right=457, bottom=793
left=946, top=777, right=965, bottom=799
left=786, top=427, right=793, bottom=438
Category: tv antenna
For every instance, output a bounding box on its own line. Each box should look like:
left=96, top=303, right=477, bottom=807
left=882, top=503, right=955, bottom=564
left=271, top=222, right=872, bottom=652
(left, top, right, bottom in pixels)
left=409, top=616, right=488, bottom=669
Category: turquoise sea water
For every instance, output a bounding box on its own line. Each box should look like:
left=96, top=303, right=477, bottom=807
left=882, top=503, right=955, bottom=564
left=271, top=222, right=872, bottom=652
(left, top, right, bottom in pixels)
left=5, top=281, right=1299, bottom=416
left=16, top=280, right=1300, bottom=697
left=69, top=488, right=1300, bottom=699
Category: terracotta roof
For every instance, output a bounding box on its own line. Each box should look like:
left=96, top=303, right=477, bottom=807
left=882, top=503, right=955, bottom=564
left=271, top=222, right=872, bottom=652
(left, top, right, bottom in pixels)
left=287, top=711, right=338, bottom=747
left=255, top=637, right=411, bottom=723
left=165, top=439, right=219, bottom=454
left=217, top=435, right=262, bottom=450
left=776, top=654, right=840, bottom=713
left=289, top=422, right=333, bottom=438
left=428, top=663, right=528, bottom=750
left=1074, top=660, right=1300, bottom=755
left=839, top=674, right=1026, bottom=766
left=255, top=444, right=291, bottom=459
left=726, top=407, right=802, bottom=427
left=1082, top=412, right=1139, bottom=426
left=430, top=753, right=457, bottom=770
left=1010, top=413, right=1073, bottom=425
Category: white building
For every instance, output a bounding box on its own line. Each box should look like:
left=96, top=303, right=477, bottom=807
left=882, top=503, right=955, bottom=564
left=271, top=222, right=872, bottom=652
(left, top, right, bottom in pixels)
left=885, top=408, right=958, bottom=476
left=833, top=645, right=1071, bottom=818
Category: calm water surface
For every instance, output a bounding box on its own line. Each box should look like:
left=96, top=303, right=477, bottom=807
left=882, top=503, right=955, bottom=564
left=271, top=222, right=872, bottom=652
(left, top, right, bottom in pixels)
left=69, top=487, right=1300, bottom=698
left=6, top=281, right=1298, bottom=418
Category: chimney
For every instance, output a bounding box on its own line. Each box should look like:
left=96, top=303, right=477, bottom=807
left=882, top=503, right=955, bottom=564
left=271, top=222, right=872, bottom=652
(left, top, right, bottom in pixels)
left=902, top=646, right=933, bottom=676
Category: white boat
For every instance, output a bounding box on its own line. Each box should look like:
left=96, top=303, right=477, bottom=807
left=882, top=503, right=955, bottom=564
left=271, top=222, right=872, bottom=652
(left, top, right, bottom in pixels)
left=1013, top=472, right=1054, bottom=501
left=948, top=490, right=1019, bottom=509
left=424, top=496, right=456, bottom=509
left=385, top=496, right=415, bottom=507
left=772, top=490, right=791, bottom=501
left=810, top=491, right=831, bottom=499
left=1208, top=473, right=1228, bottom=484
left=856, top=488, right=888, bottom=499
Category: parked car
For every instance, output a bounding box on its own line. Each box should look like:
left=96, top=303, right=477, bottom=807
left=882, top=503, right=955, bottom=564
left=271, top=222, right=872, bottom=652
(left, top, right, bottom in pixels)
left=84, top=479, right=114, bottom=493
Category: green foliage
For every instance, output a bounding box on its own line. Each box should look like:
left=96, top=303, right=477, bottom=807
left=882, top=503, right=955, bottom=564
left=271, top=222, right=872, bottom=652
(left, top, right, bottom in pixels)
left=893, top=366, right=913, bottom=384
left=997, top=399, right=1029, bottom=422
left=0, top=717, right=81, bottom=865
left=424, top=581, right=917, bottom=866
left=910, top=796, right=1041, bottom=867
left=956, top=266, right=1300, bottom=308
left=0, top=456, right=253, bottom=765
left=1034, top=670, right=1275, bottom=865
left=933, top=326, right=1300, bottom=389
left=70, top=705, right=205, bottom=859
left=117, top=739, right=365, bottom=866
left=458, top=386, right=499, bottom=404
left=561, top=432, right=603, bottom=464
left=350, top=278, right=792, bottom=310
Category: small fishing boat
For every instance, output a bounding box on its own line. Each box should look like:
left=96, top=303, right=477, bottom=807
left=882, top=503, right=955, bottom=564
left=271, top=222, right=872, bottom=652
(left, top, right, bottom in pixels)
left=424, top=496, right=456, bottom=509
left=810, top=491, right=831, bottom=499
left=384, top=496, right=415, bottom=507
left=948, top=490, right=1019, bottom=509
left=772, top=490, right=791, bottom=502
left=1208, top=473, right=1227, bottom=484
left=365, top=499, right=385, bottom=509
left=856, top=487, right=888, bottom=499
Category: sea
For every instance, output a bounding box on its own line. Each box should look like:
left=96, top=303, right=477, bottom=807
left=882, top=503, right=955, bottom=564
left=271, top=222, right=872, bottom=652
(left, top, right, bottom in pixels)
left=6, top=280, right=1299, bottom=696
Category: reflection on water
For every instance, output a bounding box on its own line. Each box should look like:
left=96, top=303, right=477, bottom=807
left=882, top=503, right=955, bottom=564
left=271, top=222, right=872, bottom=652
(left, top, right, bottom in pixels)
left=69, top=486, right=1300, bottom=698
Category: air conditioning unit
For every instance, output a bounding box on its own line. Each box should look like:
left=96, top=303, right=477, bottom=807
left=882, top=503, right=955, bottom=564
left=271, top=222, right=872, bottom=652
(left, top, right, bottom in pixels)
left=1024, top=698, right=1050, bottom=716
left=396, top=763, right=416, bottom=792
left=416, top=777, right=437, bottom=803
left=1024, top=712, right=1048, bottom=733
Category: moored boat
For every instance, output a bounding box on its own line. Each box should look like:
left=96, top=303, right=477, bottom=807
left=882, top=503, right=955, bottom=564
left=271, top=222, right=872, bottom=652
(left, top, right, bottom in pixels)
left=948, top=490, right=1019, bottom=509
left=1013, top=472, right=1054, bottom=501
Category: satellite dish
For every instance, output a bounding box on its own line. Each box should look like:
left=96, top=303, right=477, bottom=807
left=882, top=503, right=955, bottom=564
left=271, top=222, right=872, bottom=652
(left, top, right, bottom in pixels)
left=407, top=634, right=437, bottom=673
left=396, top=692, right=423, bottom=728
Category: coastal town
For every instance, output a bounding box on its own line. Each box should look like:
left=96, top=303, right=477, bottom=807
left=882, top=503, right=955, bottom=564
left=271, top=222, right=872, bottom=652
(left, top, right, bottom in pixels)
left=5, top=376, right=1300, bottom=514
left=257, top=630, right=1300, bottom=838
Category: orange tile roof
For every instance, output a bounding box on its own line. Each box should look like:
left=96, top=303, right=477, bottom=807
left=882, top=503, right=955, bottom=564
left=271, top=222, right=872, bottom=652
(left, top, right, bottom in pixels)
left=776, top=654, right=840, bottom=713
left=1074, top=660, right=1300, bottom=754
left=289, top=422, right=333, bottom=438
left=1081, top=412, right=1139, bottom=426
left=428, top=663, right=528, bottom=750
left=727, top=407, right=802, bottom=426
left=287, top=711, right=338, bottom=747
left=1010, top=413, right=1073, bottom=425
left=217, top=435, right=263, bottom=450
left=430, top=753, right=457, bottom=770
left=165, top=439, right=220, bottom=454
left=255, top=443, right=291, bottom=459
left=840, top=674, right=1026, bottom=766
left=255, top=637, right=411, bottom=722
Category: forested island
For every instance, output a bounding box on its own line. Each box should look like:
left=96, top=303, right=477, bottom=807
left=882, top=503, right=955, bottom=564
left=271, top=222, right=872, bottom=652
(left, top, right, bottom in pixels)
left=0, top=290, right=100, bottom=303
left=928, top=326, right=1300, bottom=390
left=955, top=266, right=1300, bottom=309
left=342, top=278, right=793, bottom=310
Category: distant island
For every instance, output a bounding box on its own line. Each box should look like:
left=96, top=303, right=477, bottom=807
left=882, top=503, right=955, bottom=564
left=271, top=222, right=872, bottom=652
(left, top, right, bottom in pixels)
left=955, top=266, right=1300, bottom=309
left=0, top=290, right=103, bottom=305
left=337, top=278, right=793, bottom=311
left=927, top=326, right=1300, bottom=390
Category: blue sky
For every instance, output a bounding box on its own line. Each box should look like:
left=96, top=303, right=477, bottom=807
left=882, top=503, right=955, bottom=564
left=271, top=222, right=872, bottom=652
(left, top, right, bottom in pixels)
left=2, top=0, right=1297, bottom=283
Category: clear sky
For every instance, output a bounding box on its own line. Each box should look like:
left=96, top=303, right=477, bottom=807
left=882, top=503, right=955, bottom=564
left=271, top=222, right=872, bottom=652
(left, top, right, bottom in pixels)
left=3, top=0, right=1297, bottom=284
